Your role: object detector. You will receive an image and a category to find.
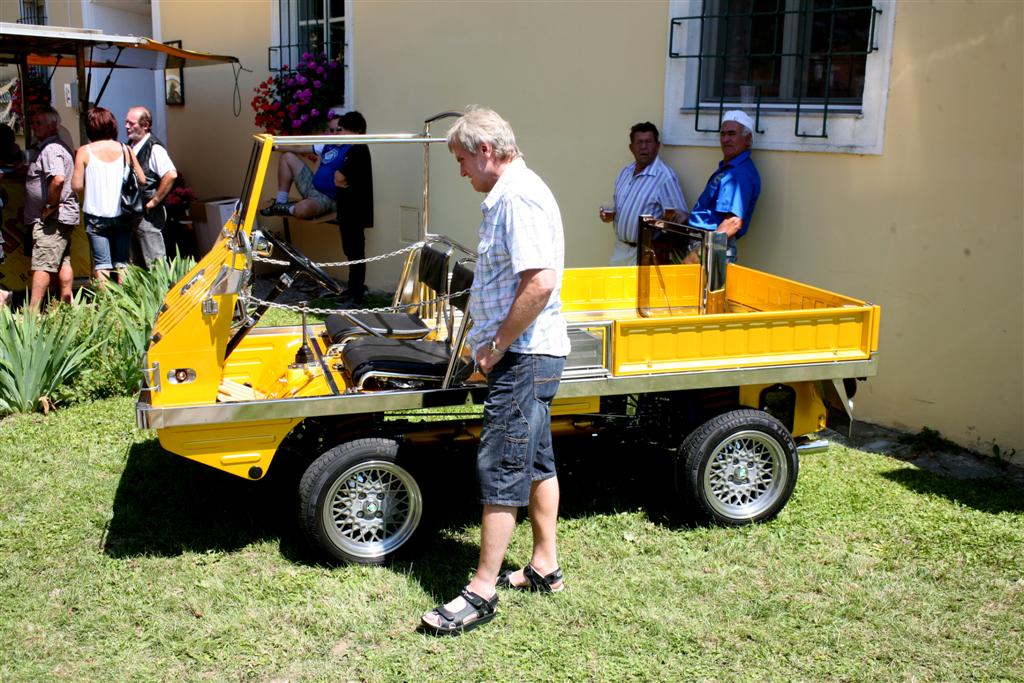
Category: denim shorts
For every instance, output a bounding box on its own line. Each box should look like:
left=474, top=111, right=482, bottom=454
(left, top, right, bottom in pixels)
left=85, top=214, right=131, bottom=271
left=477, top=352, right=565, bottom=507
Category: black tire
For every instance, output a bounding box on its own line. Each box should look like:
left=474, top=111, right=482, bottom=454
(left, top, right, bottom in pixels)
left=676, top=409, right=799, bottom=525
left=298, top=438, right=423, bottom=565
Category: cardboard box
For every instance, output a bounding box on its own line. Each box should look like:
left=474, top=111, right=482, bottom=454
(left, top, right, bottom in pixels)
left=190, top=197, right=238, bottom=257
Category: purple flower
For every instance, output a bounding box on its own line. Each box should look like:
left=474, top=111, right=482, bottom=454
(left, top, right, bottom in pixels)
left=286, top=78, right=296, bottom=87
left=302, top=52, right=312, bottom=60
left=316, top=66, right=325, bottom=75
left=299, top=114, right=308, bottom=123
left=313, top=80, right=322, bottom=89
left=296, top=75, right=307, bottom=85
left=292, top=119, right=302, bottom=128
left=329, top=61, right=339, bottom=69
left=310, top=108, right=320, bottom=117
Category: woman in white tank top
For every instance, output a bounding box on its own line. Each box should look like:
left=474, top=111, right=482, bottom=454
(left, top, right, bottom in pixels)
left=70, top=107, right=145, bottom=283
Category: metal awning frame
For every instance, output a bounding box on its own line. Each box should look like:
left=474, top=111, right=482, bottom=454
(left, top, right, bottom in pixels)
left=0, top=22, right=239, bottom=142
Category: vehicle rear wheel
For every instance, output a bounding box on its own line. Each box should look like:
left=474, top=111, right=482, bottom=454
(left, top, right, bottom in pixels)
left=298, top=438, right=423, bottom=565
left=676, top=409, right=799, bottom=525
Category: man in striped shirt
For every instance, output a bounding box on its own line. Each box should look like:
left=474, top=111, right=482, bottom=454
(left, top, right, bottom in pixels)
left=600, top=121, right=687, bottom=266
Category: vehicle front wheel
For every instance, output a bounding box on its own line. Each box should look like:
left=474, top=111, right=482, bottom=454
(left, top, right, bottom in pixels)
left=298, top=438, right=423, bottom=565
left=676, top=409, right=799, bottom=525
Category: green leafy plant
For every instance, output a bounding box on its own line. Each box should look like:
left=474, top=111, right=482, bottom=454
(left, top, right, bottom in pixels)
left=90, top=256, right=196, bottom=394
left=0, top=295, right=99, bottom=415
left=991, top=441, right=1017, bottom=462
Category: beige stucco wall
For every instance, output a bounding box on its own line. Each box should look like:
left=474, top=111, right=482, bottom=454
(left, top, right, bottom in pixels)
left=662, top=2, right=1023, bottom=458
left=160, top=0, right=1021, bottom=457
left=159, top=0, right=272, bottom=203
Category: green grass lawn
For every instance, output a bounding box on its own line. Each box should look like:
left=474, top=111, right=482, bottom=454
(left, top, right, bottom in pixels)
left=1, top=398, right=1021, bottom=682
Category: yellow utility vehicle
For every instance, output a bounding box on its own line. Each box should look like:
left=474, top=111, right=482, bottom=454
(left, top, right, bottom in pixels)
left=136, top=115, right=880, bottom=565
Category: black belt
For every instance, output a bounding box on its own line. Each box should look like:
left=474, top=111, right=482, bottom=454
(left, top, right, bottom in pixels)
left=619, top=239, right=637, bottom=247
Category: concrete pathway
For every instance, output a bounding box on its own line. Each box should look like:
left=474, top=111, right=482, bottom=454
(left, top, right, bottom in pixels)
left=828, top=421, right=1024, bottom=486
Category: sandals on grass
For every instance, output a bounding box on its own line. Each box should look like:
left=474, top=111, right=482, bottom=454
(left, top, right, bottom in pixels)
left=497, top=564, right=564, bottom=593
left=420, top=588, right=498, bottom=636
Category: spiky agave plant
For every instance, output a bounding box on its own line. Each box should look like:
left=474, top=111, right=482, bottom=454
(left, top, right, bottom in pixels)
left=0, top=296, right=100, bottom=415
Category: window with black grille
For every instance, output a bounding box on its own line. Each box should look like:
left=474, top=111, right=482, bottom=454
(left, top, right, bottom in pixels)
left=670, top=0, right=882, bottom=137
left=19, top=0, right=47, bottom=25
left=270, top=0, right=347, bottom=75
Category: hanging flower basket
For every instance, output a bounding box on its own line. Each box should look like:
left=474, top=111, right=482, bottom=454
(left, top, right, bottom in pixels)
left=251, top=53, right=343, bottom=135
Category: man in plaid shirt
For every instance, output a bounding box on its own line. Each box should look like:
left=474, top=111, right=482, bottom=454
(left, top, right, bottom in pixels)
left=421, top=108, right=570, bottom=636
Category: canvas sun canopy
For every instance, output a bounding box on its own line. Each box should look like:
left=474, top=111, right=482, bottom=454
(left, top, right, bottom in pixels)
left=0, top=23, right=239, bottom=70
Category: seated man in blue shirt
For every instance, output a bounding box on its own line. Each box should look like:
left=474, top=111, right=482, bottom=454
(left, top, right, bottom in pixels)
left=260, top=112, right=360, bottom=219
left=683, top=110, right=761, bottom=263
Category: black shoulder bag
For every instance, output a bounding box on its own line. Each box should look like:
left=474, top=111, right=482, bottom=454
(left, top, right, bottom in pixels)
left=120, top=144, right=145, bottom=216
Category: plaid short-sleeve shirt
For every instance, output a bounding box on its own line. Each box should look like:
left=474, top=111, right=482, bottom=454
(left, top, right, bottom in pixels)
left=469, top=158, right=570, bottom=358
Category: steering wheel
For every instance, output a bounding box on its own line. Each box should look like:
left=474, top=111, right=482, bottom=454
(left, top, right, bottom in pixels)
left=262, top=230, right=344, bottom=296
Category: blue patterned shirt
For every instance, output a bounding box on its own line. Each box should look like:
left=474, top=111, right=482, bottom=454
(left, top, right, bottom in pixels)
left=612, top=156, right=688, bottom=244
left=469, top=158, right=570, bottom=358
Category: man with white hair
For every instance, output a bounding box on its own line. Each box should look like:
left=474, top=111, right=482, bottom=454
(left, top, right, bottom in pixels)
left=684, top=110, right=761, bottom=262
left=125, top=106, right=177, bottom=268
left=420, top=107, right=570, bottom=636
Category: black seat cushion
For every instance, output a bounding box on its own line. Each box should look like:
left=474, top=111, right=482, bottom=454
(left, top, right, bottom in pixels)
left=342, top=337, right=456, bottom=385
left=325, top=312, right=430, bottom=343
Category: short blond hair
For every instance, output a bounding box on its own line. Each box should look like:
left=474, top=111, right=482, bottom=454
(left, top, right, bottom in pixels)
left=446, top=107, right=520, bottom=161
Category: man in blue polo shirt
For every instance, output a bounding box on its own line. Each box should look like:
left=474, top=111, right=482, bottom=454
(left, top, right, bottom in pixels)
left=685, top=110, right=761, bottom=263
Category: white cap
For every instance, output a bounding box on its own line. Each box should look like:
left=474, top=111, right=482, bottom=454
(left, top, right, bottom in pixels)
left=722, top=110, right=755, bottom=133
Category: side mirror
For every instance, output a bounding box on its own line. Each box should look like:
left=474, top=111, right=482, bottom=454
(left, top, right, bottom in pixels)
left=250, top=229, right=273, bottom=258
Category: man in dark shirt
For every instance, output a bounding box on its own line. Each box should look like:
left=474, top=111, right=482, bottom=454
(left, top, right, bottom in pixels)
left=331, top=111, right=373, bottom=304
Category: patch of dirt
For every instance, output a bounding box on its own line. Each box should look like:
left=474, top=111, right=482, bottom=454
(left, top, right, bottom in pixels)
left=826, top=422, right=1024, bottom=487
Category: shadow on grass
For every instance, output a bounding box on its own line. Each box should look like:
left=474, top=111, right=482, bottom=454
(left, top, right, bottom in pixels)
left=879, top=467, right=1024, bottom=514
left=104, top=439, right=306, bottom=560
left=104, top=433, right=683, bottom=567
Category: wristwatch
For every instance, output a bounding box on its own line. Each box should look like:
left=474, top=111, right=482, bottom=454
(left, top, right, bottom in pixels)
left=489, top=339, right=507, bottom=356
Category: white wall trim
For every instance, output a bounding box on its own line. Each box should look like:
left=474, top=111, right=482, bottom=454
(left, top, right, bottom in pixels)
left=662, top=0, right=898, bottom=155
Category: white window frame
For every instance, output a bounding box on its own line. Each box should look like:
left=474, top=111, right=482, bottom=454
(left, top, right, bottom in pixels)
left=269, top=0, right=354, bottom=109
left=663, top=0, right=897, bottom=154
